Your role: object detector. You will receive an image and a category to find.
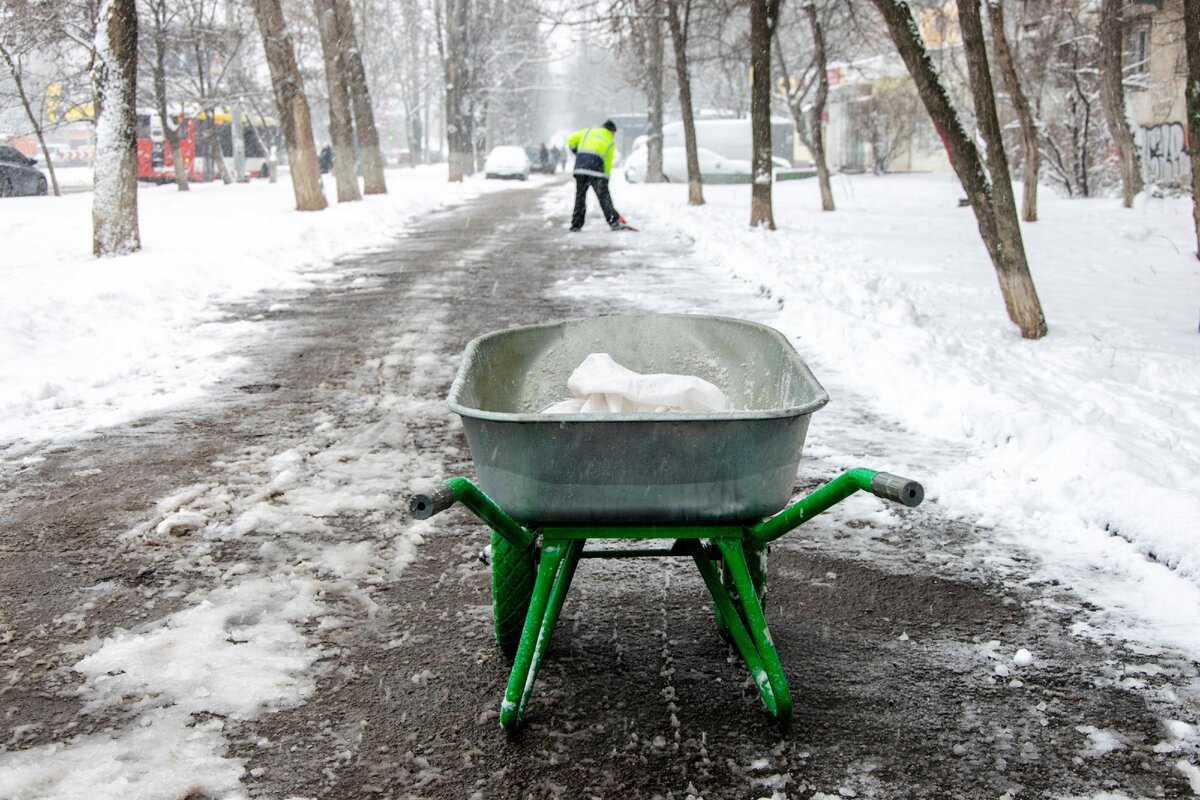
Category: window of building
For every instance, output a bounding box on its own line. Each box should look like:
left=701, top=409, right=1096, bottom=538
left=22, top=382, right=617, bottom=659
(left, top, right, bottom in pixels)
left=1127, top=25, right=1150, bottom=80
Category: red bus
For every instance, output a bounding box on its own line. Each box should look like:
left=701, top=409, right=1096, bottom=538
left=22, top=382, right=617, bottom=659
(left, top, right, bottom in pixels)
left=136, top=109, right=279, bottom=183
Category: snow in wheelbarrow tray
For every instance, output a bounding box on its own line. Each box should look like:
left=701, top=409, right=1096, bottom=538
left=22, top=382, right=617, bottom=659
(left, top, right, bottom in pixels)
left=446, top=314, right=830, bottom=524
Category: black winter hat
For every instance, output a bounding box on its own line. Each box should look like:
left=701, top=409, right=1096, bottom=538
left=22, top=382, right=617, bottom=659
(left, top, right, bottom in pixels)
left=603, top=119, right=617, bottom=132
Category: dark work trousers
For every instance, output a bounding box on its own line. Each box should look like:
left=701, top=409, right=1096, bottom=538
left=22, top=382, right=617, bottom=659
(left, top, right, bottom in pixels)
left=572, top=175, right=619, bottom=229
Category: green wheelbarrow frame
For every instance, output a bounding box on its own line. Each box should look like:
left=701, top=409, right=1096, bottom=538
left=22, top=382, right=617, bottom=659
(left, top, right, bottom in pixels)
left=411, top=467, right=923, bottom=730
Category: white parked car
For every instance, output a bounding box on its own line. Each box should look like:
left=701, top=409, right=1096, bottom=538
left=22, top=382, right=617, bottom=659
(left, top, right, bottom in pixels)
left=484, top=145, right=531, bottom=180
left=624, top=146, right=792, bottom=184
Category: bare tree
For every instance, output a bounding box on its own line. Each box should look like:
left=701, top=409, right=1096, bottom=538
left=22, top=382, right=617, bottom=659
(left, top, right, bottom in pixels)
left=618, top=0, right=666, bottom=182
left=775, top=1, right=835, bottom=210
left=252, top=0, right=326, bottom=211
left=93, top=0, right=141, bottom=255
left=0, top=42, right=61, bottom=196
left=141, top=0, right=188, bottom=190
left=869, top=0, right=1047, bottom=340
left=804, top=3, right=834, bottom=209
left=1033, top=4, right=1106, bottom=198
left=437, top=0, right=472, bottom=181
left=1098, top=0, right=1143, bottom=207
left=314, top=0, right=360, bottom=202
left=748, top=0, right=780, bottom=228
left=331, top=0, right=385, bottom=194
left=987, top=0, right=1038, bottom=221
left=847, top=78, right=924, bottom=174
left=1184, top=0, right=1200, bottom=259
left=666, top=0, right=703, bottom=204
left=645, top=0, right=665, bottom=182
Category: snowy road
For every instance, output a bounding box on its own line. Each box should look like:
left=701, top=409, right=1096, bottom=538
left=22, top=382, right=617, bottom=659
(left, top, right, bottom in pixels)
left=1, top=181, right=1197, bottom=799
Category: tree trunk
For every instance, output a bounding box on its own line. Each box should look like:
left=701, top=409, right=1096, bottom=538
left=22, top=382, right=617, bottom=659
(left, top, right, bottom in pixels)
left=749, top=0, right=779, bottom=228
left=252, top=0, right=327, bottom=211
left=1099, top=0, right=1143, bottom=207
left=405, top=2, right=423, bottom=167
left=444, top=0, right=472, bottom=182
left=92, top=0, right=141, bottom=255
left=0, top=44, right=61, bottom=197
left=804, top=3, right=835, bottom=211
left=666, top=0, right=703, bottom=204
left=147, top=4, right=189, bottom=191
left=958, top=0, right=1046, bottom=339
left=203, top=106, right=235, bottom=185
left=332, top=0, right=386, bottom=194
left=869, top=0, right=1047, bottom=339
left=646, top=0, right=665, bottom=183
left=161, top=115, right=189, bottom=191
left=1183, top=0, right=1200, bottom=260
left=315, top=0, right=361, bottom=203
left=987, top=0, right=1037, bottom=221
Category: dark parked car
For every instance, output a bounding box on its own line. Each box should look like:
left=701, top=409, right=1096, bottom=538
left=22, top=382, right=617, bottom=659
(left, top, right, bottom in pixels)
left=0, top=145, right=48, bottom=197
left=525, top=145, right=556, bottom=174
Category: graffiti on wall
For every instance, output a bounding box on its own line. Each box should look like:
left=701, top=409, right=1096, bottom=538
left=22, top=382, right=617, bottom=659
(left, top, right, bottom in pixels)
left=1141, top=122, right=1188, bottom=184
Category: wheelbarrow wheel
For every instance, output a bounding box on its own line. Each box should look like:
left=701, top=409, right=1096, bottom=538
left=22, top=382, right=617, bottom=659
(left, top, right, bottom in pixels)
left=491, top=530, right=535, bottom=656
left=715, top=542, right=769, bottom=640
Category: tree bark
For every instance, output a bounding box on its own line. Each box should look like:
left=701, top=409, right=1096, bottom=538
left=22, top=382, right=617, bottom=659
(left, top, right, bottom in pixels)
left=331, top=0, right=386, bottom=194
left=986, top=0, right=1037, bottom=221
left=315, top=0, right=361, bottom=202
left=1183, top=0, right=1200, bottom=259
left=749, top=0, right=779, bottom=228
left=1099, top=0, right=1143, bottom=207
left=804, top=3, right=835, bottom=211
left=645, top=0, right=665, bottom=183
left=666, top=0, right=703, bottom=204
left=443, top=0, right=473, bottom=182
left=146, top=0, right=189, bottom=191
left=0, top=44, right=61, bottom=197
left=959, top=0, right=1046, bottom=339
left=252, top=0, right=327, bottom=211
left=202, top=104, right=234, bottom=185
left=92, top=0, right=141, bottom=255
left=869, top=0, right=1047, bottom=339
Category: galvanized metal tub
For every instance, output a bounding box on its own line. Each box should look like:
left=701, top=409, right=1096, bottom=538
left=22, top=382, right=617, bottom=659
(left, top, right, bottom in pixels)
left=446, top=314, right=829, bottom=524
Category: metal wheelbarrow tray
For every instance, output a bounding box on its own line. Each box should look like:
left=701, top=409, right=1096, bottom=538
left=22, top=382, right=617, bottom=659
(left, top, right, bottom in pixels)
left=446, top=313, right=829, bottom=523
left=412, top=314, right=924, bottom=730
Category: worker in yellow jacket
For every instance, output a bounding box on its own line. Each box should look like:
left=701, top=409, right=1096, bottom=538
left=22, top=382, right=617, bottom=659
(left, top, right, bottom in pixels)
left=566, top=120, right=629, bottom=231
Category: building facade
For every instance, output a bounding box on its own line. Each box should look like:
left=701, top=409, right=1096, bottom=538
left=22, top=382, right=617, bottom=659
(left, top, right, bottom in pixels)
left=1125, top=0, right=1190, bottom=185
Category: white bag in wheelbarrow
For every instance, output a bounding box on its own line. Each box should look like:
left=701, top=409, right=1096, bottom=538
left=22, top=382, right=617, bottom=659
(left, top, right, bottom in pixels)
left=541, top=352, right=732, bottom=414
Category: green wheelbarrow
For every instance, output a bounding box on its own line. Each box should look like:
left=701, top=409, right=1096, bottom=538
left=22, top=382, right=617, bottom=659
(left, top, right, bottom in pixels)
left=410, top=314, right=923, bottom=730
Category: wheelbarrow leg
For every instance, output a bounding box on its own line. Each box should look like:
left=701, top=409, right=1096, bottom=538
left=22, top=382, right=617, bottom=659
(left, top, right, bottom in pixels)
left=716, top=538, right=792, bottom=719
left=686, top=540, right=789, bottom=719
left=500, top=538, right=584, bottom=729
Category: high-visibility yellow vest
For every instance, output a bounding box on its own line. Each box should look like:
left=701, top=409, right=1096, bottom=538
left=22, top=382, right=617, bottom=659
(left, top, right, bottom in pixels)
left=567, top=127, right=615, bottom=177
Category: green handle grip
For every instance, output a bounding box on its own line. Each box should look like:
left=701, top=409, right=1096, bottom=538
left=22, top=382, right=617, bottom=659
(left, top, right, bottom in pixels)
left=749, top=468, right=924, bottom=545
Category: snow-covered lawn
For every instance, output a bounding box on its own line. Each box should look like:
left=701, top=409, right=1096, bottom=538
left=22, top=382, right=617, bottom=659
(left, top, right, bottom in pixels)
left=0, top=165, right=515, bottom=451
left=594, top=172, right=1200, bottom=653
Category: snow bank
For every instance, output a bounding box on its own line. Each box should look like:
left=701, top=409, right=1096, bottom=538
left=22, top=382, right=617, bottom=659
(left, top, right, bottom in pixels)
left=586, top=173, right=1200, bottom=652
left=0, top=166, right=510, bottom=452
